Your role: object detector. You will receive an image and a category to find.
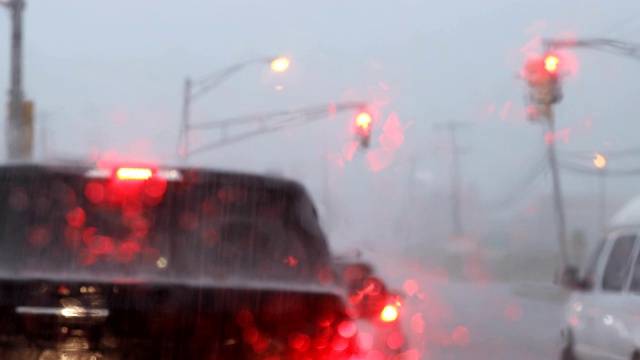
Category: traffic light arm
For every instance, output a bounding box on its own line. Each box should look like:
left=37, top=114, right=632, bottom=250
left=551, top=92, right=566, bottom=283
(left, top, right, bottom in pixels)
left=189, top=113, right=321, bottom=156
left=190, top=102, right=366, bottom=130
left=544, top=38, right=640, bottom=61
left=187, top=102, right=367, bottom=157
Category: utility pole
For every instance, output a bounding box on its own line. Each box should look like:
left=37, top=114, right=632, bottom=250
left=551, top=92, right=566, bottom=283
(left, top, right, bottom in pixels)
left=397, top=156, right=417, bottom=243
left=593, top=153, right=607, bottom=236
left=2, top=0, right=26, bottom=160
left=598, top=168, right=606, bottom=234
left=179, top=77, right=192, bottom=159
left=434, top=121, right=470, bottom=237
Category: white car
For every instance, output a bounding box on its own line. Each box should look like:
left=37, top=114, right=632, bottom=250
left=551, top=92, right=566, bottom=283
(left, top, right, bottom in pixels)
left=561, top=195, right=640, bottom=360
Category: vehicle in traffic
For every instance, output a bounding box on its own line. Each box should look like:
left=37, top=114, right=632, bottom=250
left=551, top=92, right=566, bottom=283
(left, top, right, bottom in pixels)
left=560, top=194, right=640, bottom=360
left=0, top=163, right=405, bottom=359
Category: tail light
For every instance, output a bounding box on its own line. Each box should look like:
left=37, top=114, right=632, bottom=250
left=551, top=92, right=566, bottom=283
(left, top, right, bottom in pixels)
left=380, top=305, right=399, bottom=323
left=83, top=167, right=181, bottom=206
left=228, top=296, right=361, bottom=359
left=116, top=168, right=153, bottom=181
left=339, top=263, right=403, bottom=326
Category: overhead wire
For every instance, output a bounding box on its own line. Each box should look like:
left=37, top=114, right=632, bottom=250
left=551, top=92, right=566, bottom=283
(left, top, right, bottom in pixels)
left=483, top=151, right=549, bottom=211
left=559, top=161, right=640, bottom=176
left=598, top=9, right=640, bottom=38
left=560, top=146, right=640, bottom=159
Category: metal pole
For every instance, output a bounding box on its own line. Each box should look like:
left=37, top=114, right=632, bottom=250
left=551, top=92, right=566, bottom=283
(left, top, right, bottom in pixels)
left=6, top=0, right=25, bottom=160
left=545, top=107, right=570, bottom=269
left=180, top=77, right=191, bottom=160
left=403, top=156, right=417, bottom=243
left=434, top=121, right=468, bottom=238
left=598, top=168, right=606, bottom=236
left=450, top=124, right=463, bottom=236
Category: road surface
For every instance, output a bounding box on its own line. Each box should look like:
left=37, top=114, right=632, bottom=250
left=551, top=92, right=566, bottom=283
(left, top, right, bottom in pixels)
left=373, top=254, right=568, bottom=359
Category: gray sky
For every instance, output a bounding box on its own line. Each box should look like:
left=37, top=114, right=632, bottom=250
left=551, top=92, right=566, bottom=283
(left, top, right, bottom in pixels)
left=2, top=0, right=640, bottom=251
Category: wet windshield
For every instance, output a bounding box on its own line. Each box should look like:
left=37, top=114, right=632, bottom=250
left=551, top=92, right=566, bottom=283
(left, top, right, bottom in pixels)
left=1, top=1, right=640, bottom=359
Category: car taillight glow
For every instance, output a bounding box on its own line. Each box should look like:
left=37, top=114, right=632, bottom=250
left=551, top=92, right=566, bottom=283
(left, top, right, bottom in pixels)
left=232, top=306, right=360, bottom=359
left=116, top=168, right=153, bottom=180
left=380, top=305, right=398, bottom=323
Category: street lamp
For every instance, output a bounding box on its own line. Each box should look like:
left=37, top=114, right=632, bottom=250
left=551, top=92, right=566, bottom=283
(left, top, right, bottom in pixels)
left=178, top=56, right=290, bottom=160
left=270, top=57, right=290, bottom=73
left=594, top=153, right=607, bottom=235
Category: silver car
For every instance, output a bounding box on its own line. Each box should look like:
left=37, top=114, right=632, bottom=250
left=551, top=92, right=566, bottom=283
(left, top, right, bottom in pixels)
left=561, top=195, right=640, bottom=360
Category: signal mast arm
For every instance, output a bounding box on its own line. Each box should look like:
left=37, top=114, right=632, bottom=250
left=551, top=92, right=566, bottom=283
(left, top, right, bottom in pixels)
left=544, top=38, right=640, bottom=61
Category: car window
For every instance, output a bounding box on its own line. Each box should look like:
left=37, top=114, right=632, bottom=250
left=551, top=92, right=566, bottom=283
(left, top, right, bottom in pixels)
left=582, top=240, right=606, bottom=291
left=628, top=242, right=640, bottom=293
left=602, top=235, right=637, bottom=292
left=0, top=169, right=321, bottom=281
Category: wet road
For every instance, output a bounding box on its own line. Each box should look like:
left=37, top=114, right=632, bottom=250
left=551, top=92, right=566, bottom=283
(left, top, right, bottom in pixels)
left=373, top=255, right=569, bottom=359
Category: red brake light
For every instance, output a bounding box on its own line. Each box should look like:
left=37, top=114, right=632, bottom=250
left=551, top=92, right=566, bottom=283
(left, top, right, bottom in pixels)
left=116, top=168, right=153, bottom=181
left=380, top=305, right=398, bottom=322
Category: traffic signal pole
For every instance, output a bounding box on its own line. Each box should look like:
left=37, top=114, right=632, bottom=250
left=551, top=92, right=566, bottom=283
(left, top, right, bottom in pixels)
left=544, top=107, right=570, bottom=269
left=534, top=37, right=640, bottom=271
left=523, top=53, right=570, bottom=271
left=597, top=167, right=606, bottom=236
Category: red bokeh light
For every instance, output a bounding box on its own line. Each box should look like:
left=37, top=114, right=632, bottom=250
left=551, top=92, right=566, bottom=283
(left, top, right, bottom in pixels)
left=337, top=320, right=357, bottom=338
left=66, top=207, right=86, bottom=228
left=85, top=182, right=105, bottom=203
left=386, top=331, right=405, bottom=350
left=452, top=326, right=470, bottom=346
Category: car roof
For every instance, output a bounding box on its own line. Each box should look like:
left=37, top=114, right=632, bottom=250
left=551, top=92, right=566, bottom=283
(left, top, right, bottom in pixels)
left=609, top=193, right=640, bottom=229
left=0, top=163, right=305, bottom=193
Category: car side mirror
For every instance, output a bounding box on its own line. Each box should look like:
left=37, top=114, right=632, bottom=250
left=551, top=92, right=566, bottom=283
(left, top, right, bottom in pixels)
left=559, top=266, right=583, bottom=290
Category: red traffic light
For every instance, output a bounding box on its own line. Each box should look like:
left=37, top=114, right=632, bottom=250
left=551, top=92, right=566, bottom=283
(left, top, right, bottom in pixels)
left=355, top=112, right=372, bottom=136
left=522, top=54, right=562, bottom=87
left=544, top=55, right=559, bottom=74
left=355, top=111, right=372, bottom=148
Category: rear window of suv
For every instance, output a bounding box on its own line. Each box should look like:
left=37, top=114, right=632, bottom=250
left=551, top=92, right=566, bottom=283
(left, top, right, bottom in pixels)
left=0, top=167, right=322, bottom=282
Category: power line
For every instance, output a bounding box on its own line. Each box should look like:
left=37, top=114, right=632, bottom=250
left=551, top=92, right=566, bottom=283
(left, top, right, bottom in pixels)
left=560, top=161, right=640, bottom=176
left=560, top=147, right=640, bottom=159
left=599, top=10, right=640, bottom=38
left=483, top=151, right=548, bottom=211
